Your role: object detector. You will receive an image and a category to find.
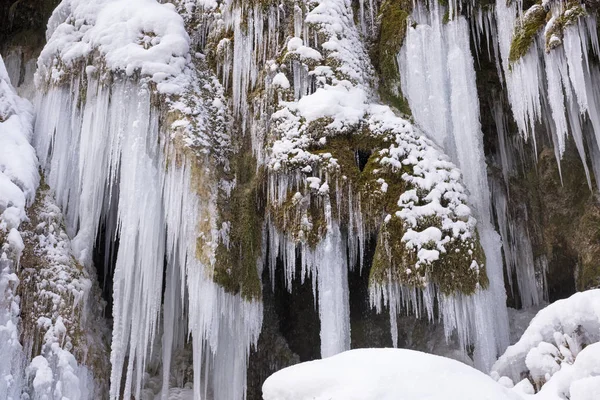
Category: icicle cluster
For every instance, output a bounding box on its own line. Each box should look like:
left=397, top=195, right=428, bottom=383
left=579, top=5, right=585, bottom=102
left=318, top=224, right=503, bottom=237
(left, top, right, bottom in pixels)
left=34, top=1, right=264, bottom=399
left=251, top=0, right=487, bottom=361
left=496, top=0, right=600, bottom=184
left=399, top=1, right=512, bottom=371
left=29, top=0, right=550, bottom=397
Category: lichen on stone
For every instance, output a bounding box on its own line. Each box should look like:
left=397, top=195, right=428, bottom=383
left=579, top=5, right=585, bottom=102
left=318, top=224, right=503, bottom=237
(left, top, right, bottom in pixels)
left=509, top=3, right=548, bottom=63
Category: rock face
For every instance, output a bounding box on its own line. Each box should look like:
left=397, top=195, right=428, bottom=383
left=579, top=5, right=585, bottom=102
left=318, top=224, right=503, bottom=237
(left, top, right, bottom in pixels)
left=1, top=0, right=600, bottom=399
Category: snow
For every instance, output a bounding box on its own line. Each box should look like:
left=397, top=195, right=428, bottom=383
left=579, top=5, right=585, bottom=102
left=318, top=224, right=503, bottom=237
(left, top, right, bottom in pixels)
left=0, top=54, right=38, bottom=400
left=493, top=290, right=600, bottom=385
left=262, top=348, right=523, bottom=400
left=272, top=73, right=291, bottom=90
left=38, top=0, right=190, bottom=94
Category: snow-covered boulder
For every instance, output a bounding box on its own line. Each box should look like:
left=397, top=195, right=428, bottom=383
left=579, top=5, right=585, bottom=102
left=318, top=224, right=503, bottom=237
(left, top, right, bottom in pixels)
left=492, top=290, right=600, bottom=397
left=262, top=348, right=523, bottom=400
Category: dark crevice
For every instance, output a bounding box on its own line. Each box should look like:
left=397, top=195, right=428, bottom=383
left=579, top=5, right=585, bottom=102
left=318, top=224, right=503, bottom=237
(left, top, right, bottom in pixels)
left=272, top=249, right=321, bottom=362
left=355, top=149, right=372, bottom=172
left=547, top=241, right=577, bottom=302
left=348, top=233, right=392, bottom=348
left=93, top=221, right=119, bottom=319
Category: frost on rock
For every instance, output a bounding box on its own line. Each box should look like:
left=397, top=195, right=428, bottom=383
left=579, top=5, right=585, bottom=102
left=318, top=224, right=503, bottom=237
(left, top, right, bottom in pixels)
left=19, top=183, right=110, bottom=399
left=2, top=51, right=106, bottom=399
left=492, top=290, right=600, bottom=398
left=262, top=348, right=523, bottom=400
left=0, top=53, right=37, bottom=400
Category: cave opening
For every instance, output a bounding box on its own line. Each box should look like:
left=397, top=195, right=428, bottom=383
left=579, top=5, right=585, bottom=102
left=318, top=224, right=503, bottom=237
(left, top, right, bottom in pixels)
left=547, top=240, right=577, bottom=303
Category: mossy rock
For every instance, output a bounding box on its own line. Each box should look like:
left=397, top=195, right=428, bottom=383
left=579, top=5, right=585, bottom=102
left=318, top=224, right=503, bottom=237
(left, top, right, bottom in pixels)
left=213, top=134, right=265, bottom=300
left=509, top=4, right=548, bottom=64
left=545, top=2, right=586, bottom=52
left=268, top=127, right=486, bottom=296
left=370, top=214, right=487, bottom=296
left=374, top=0, right=412, bottom=115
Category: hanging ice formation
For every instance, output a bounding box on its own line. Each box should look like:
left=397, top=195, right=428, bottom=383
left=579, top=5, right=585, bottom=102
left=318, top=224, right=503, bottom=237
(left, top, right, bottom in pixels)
left=494, top=0, right=600, bottom=184
left=399, top=0, right=511, bottom=371
left=26, top=0, right=596, bottom=397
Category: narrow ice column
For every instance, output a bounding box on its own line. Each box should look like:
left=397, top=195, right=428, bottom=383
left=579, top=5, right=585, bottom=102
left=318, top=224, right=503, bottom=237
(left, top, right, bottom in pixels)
left=399, top=3, right=452, bottom=151
left=446, top=16, right=510, bottom=370
left=314, top=221, right=351, bottom=358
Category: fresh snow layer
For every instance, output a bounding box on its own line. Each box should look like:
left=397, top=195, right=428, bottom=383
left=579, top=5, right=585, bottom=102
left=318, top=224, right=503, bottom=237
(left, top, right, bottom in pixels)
left=38, top=0, right=190, bottom=94
left=493, top=289, right=600, bottom=399
left=262, top=348, right=523, bottom=400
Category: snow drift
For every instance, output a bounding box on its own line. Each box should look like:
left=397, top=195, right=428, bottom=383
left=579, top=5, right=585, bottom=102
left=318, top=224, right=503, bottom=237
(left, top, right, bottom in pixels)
left=262, top=348, right=523, bottom=400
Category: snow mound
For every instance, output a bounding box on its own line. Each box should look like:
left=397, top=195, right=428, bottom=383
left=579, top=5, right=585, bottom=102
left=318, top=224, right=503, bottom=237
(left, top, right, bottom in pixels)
left=262, top=348, right=523, bottom=400
left=492, top=289, right=600, bottom=386
left=531, top=342, right=600, bottom=400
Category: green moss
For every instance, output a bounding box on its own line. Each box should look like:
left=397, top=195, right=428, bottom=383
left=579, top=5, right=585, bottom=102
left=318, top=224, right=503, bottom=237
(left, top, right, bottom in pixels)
left=575, top=205, right=600, bottom=290
left=213, top=140, right=265, bottom=301
left=374, top=0, right=412, bottom=116
left=509, top=4, right=547, bottom=64
left=369, top=215, right=487, bottom=295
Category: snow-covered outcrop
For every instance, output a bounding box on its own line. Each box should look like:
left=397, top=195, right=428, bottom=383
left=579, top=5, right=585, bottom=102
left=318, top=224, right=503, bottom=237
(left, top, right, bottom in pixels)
left=492, top=290, right=600, bottom=398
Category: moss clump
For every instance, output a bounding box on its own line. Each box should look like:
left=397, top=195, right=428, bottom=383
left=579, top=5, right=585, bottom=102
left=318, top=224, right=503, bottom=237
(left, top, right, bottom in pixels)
left=509, top=4, right=548, bottom=63
left=270, top=189, right=328, bottom=248
left=213, top=140, right=265, bottom=300
left=269, top=125, right=486, bottom=295
left=374, top=0, right=412, bottom=115
left=575, top=204, right=600, bottom=290
left=370, top=212, right=487, bottom=295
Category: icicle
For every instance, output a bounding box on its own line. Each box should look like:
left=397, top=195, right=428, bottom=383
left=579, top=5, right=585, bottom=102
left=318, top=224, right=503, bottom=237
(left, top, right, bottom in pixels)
left=399, top=3, right=452, bottom=151
left=399, top=5, right=510, bottom=371
left=495, top=0, right=544, bottom=139
left=563, top=26, right=589, bottom=114
left=492, top=101, right=513, bottom=186
left=544, top=50, right=571, bottom=157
